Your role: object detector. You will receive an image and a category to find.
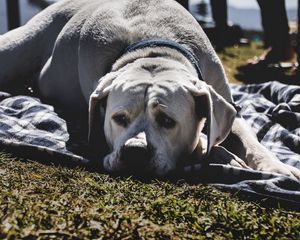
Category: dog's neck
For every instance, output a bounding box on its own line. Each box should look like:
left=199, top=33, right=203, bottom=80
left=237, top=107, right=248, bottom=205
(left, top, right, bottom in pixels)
left=112, top=45, right=199, bottom=78
left=122, top=39, right=203, bottom=79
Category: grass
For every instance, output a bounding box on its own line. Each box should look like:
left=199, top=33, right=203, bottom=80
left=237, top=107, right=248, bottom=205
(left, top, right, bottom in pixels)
left=1, top=44, right=300, bottom=239
left=220, top=42, right=298, bottom=85
left=1, top=153, right=300, bottom=239
left=219, top=43, right=264, bottom=84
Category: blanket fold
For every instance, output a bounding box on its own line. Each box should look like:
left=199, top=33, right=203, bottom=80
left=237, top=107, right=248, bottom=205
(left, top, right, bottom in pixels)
left=1, top=81, right=300, bottom=209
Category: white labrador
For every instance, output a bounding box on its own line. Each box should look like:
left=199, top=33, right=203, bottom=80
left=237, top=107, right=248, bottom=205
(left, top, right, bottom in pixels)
left=0, top=0, right=299, bottom=178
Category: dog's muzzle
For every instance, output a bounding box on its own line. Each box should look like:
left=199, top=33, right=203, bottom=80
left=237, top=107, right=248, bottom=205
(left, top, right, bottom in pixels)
left=120, top=132, right=153, bottom=169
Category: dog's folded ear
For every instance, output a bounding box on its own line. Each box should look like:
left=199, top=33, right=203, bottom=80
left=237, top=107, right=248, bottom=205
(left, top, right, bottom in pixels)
left=188, top=81, right=236, bottom=155
left=88, top=72, right=117, bottom=152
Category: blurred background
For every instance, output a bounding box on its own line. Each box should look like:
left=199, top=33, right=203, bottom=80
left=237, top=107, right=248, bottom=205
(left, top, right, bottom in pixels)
left=0, top=0, right=297, bottom=33
left=0, top=0, right=299, bottom=84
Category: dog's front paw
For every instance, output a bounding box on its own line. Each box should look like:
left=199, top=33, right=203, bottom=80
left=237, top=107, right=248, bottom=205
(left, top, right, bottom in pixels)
left=209, top=146, right=250, bottom=169
left=256, top=160, right=300, bottom=180
left=245, top=144, right=300, bottom=180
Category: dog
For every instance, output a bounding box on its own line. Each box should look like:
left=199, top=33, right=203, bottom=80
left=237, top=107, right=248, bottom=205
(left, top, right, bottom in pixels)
left=0, top=0, right=299, bottom=178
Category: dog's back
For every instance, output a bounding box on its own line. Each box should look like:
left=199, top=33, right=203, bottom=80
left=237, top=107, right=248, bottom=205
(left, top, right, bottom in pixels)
left=0, top=0, right=231, bottom=104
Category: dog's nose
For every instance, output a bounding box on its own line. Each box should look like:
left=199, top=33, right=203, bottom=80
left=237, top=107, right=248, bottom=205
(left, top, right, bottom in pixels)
left=120, top=132, right=153, bottom=167
left=120, top=145, right=152, bottom=167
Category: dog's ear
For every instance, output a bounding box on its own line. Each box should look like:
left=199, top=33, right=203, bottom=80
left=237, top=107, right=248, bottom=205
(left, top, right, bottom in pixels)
left=188, top=81, right=236, bottom=155
left=88, top=72, right=117, bottom=151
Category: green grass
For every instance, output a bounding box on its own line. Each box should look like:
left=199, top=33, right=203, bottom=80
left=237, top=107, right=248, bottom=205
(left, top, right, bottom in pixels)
left=219, top=43, right=264, bottom=84
left=1, top=152, right=300, bottom=239
left=219, top=43, right=298, bottom=85
left=1, top=44, right=300, bottom=239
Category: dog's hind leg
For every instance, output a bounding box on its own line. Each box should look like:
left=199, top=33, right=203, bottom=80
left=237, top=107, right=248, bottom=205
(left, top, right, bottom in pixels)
left=0, top=0, right=84, bottom=90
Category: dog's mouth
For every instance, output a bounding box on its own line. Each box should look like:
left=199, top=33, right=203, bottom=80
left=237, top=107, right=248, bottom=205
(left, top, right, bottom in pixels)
left=103, top=157, right=156, bottom=179
left=103, top=144, right=157, bottom=176
left=102, top=144, right=185, bottom=178
left=101, top=138, right=206, bottom=179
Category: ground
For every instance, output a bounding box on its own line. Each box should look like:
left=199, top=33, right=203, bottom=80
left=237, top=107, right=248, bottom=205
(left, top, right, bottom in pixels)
left=220, top=43, right=264, bottom=84
left=0, top=44, right=300, bottom=239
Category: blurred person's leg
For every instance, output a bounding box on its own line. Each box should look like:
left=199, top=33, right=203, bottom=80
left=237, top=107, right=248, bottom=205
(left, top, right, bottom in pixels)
left=210, top=0, right=228, bottom=29
left=6, top=0, right=20, bottom=30
left=255, top=0, right=294, bottom=63
left=297, top=0, right=300, bottom=69
left=257, top=0, right=272, bottom=48
left=210, top=0, right=230, bottom=49
left=176, top=0, right=189, bottom=10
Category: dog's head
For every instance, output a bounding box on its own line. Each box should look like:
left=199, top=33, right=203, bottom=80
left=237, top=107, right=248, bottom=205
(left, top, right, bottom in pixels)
left=89, top=58, right=236, bottom=176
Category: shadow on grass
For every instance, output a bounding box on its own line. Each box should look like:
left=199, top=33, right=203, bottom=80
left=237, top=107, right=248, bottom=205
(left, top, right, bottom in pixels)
left=235, top=63, right=300, bottom=85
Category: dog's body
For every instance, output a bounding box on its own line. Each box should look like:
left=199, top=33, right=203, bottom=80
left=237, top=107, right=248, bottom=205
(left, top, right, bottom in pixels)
left=0, top=0, right=299, bottom=178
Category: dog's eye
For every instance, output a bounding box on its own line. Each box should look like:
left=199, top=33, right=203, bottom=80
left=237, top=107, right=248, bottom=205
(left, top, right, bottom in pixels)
left=156, top=113, right=176, bottom=129
left=112, top=113, right=129, bottom=127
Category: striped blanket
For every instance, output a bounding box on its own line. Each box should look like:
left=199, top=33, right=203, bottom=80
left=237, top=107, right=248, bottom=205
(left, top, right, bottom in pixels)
left=0, top=81, right=300, bottom=208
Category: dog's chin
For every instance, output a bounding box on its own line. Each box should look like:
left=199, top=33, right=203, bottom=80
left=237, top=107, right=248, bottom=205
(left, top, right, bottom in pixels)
left=103, top=152, right=175, bottom=178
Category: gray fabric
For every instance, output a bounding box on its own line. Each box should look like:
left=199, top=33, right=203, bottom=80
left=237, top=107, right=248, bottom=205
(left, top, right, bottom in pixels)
left=210, top=81, right=300, bottom=208
left=0, top=92, right=88, bottom=166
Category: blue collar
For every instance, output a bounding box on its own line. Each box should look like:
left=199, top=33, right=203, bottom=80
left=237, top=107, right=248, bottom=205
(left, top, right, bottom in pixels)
left=123, top=38, right=204, bottom=81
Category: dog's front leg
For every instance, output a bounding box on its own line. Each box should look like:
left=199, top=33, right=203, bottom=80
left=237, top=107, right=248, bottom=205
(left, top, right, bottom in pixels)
left=222, top=117, right=300, bottom=180
left=208, top=146, right=250, bottom=169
